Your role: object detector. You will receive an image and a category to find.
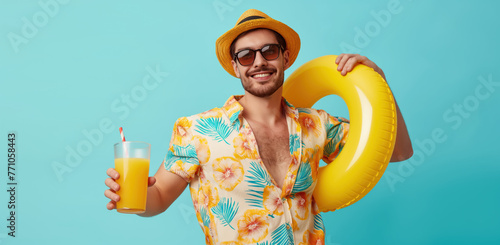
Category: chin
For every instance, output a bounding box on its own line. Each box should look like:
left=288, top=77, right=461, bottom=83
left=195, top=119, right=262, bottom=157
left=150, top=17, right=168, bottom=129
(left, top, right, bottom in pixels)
left=244, top=80, right=283, bottom=98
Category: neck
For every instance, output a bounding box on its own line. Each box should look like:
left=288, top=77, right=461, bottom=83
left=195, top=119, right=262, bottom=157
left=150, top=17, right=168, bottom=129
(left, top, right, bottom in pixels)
left=238, top=87, right=284, bottom=126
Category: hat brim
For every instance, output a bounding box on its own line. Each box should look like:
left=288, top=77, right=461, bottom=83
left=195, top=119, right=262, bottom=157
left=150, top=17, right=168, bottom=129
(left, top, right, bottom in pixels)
left=216, top=19, right=300, bottom=77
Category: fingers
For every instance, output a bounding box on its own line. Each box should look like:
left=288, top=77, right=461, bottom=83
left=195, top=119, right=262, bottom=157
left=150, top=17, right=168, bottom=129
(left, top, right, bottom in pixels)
left=148, top=176, right=157, bottom=187
left=105, top=178, right=120, bottom=191
left=335, top=54, right=345, bottom=64
left=335, top=54, right=368, bottom=76
left=106, top=201, right=117, bottom=210
left=104, top=189, right=120, bottom=203
left=105, top=167, right=120, bottom=210
left=342, top=57, right=360, bottom=76
left=335, top=53, right=350, bottom=71
left=106, top=168, right=120, bottom=179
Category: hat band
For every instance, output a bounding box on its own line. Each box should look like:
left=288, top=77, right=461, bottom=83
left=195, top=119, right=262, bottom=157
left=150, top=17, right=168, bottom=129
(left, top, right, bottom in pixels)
left=238, top=15, right=265, bottom=25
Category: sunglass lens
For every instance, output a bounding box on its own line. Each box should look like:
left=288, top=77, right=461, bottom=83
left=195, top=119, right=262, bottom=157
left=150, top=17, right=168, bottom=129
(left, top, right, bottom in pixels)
left=262, top=45, right=280, bottom=60
left=237, top=50, right=255, bottom=66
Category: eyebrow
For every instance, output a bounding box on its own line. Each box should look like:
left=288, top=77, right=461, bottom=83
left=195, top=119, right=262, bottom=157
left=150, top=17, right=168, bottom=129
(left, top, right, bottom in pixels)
left=235, top=43, right=278, bottom=53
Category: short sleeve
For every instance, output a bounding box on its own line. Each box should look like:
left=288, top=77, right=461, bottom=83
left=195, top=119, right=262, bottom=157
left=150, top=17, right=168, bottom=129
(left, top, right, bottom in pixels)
left=322, top=114, right=350, bottom=163
left=163, top=117, right=200, bottom=182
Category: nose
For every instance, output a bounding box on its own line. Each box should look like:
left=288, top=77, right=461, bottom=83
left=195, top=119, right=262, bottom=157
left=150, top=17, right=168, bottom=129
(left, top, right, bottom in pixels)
left=252, top=50, right=268, bottom=68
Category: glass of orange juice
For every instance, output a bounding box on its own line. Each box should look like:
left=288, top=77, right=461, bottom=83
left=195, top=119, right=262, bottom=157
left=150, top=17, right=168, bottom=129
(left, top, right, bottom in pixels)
left=113, top=141, right=150, bottom=214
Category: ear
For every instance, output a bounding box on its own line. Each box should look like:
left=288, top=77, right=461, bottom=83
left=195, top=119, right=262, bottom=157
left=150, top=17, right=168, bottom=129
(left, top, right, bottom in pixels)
left=231, top=60, right=241, bottom=78
left=283, top=49, right=291, bottom=70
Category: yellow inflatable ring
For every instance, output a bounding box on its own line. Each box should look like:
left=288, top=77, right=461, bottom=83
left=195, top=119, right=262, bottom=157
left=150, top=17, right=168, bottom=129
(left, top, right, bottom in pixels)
left=283, top=55, right=397, bottom=212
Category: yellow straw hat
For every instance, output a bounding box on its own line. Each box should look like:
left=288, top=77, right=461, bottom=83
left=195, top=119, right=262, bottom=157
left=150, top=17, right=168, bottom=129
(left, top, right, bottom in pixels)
left=216, top=9, right=301, bottom=77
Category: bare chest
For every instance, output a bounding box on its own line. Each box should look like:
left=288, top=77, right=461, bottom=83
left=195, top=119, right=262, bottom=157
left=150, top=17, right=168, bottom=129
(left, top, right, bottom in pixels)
left=250, top=124, right=291, bottom=188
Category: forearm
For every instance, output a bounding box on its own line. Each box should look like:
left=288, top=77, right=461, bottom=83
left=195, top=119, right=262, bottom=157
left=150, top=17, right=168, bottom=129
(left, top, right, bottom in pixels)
left=376, top=65, right=412, bottom=162
left=137, top=168, right=188, bottom=217
left=390, top=102, right=413, bottom=162
left=338, top=54, right=412, bottom=161
left=138, top=185, right=167, bottom=217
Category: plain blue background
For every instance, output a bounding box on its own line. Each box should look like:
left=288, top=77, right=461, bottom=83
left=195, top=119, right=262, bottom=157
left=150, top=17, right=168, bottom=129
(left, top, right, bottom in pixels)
left=1, top=0, right=499, bottom=244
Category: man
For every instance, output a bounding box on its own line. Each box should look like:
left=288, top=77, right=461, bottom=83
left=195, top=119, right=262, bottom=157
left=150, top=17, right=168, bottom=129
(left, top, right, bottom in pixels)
left=104, top=9, right=412, bottom=244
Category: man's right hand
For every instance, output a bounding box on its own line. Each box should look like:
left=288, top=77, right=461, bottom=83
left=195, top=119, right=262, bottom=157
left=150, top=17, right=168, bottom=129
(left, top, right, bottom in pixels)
left=104, top=168, right=156, bottom=210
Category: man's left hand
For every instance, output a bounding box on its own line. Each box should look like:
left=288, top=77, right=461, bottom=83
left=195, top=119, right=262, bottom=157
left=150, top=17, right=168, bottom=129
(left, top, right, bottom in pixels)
left=335, top=53, right=386, bottom=79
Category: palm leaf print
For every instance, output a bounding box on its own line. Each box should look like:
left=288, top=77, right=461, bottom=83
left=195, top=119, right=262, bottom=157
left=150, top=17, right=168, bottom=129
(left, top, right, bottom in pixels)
left=271, top=223, right=294, bottom=245
left=199, top=206, right=210, bottom=228
left=164, top=144, right=199, bottom=169
left=195, top=117, right=233, bottom=144
left=246, top=189, right=264, bottom=208
left=245, top=161, right=272, bottom=208
left=173, top=144, right=197, bottom=158
left=229, top=112, right=241, bottom=132
left=325, top=131, right=346, bottom=158
left=164, top=151, right=176, bottom=170
left=246, top=161, right=272, bottom=188
left=313, top=213, right=325, bottom=231
left=324, top=139, right=337, bottom=158
left=288, top=134, right=303, bottom=154
left=211, top=197, right=239, bottom=230
left=291, top=162, right=313, bottom=193
left=297, top=108, right=310, bottom=114
left=326, top=121, right=342, bottom=140
left=257, top=242, right=270, bottom=245
left=284, top=99, right=294, bottom=108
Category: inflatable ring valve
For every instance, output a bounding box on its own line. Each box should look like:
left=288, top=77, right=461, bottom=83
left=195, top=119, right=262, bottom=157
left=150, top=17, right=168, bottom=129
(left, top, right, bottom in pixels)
left=283, top=55, right=397, bottom=212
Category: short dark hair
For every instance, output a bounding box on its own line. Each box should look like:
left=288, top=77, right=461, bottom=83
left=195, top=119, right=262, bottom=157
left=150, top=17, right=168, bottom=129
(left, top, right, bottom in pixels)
left=229, top=28, right=287, bottom=58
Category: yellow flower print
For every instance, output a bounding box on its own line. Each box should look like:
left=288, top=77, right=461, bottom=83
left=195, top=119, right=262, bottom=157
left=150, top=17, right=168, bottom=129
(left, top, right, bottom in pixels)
left=302, top=146, right=321, bottom=179
left=213, top=157, right=244, bottom=191
left=209, top=218, right=219, bottom=245
left=169, top=159, right=198, bottom=182
left=308, top=229, right=325, bottom=245
left=291, top=216, right=300, bottom=232
left=311, top=145, right=322, bottom=165
left=199, top=167, right=207, bottom=182
left=241, top=127, right=258, bottom=147
left=190, top=187, right=200, bottom=211
left=293, top=192, right=310, bottom=220
left=195, top=211, right=203, bottom=227
left=283, top=171, right=296, bottom=195
left=263, top=186, right=283, bottom=216
left=298, top=113, right=321, bottom=138
left=172, top=160, right=198, bottom=181
left=200, top=108, right=223, bottom=118
left=299, top=230, right=309, bottom=245
left=199, top=179, right=220, bottom=209
left=237, top=209, right=269, bottom=243
left=192, top=135, right=211, bottom=164
left=295, top=122, right=301, bottom=133
left=299, top=229, right=324, bottom=245
left=220, top=241, right=243, bottom=245
left=291, top=151, right=301, bottom=166
left=233, top=133, right=258, bottom=160
left=302, top=147, right=313, bottom=162
left=286, top=109, right=297, bottom=120
left=203, top=225, right=216, bottom=245
left=173, top=117, right=192, bottom=145
left=225, top=97, right=243, bottom=118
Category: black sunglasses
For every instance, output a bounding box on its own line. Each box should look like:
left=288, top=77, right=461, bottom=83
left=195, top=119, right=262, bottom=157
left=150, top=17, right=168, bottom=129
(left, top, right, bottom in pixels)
left=233, top=44, right=283, bottom=66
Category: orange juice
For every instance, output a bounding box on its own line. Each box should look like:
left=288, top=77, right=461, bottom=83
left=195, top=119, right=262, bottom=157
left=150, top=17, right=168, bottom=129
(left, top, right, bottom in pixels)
left=114, top=158, right=150, bottom=214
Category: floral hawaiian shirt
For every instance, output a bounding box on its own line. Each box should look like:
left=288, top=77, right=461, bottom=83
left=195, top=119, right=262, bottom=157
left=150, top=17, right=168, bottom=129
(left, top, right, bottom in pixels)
left=163, top=95, right=349, bottom=245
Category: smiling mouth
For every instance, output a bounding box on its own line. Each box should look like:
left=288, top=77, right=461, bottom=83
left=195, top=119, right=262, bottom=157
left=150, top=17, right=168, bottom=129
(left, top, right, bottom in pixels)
left=251, top=73, right=272, bottom=78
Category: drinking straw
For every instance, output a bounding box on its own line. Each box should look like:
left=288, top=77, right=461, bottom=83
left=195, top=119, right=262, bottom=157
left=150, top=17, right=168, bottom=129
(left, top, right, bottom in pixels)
left=119, top=127, right=128, bottom=157
left=119, top=127, right=126, bottom=142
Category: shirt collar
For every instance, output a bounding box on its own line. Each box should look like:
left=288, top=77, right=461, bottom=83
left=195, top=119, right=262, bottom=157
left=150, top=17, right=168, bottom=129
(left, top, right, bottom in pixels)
left=222, top=95, right=299, bottom=127
left=222, top=95, right=245, bottom=127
